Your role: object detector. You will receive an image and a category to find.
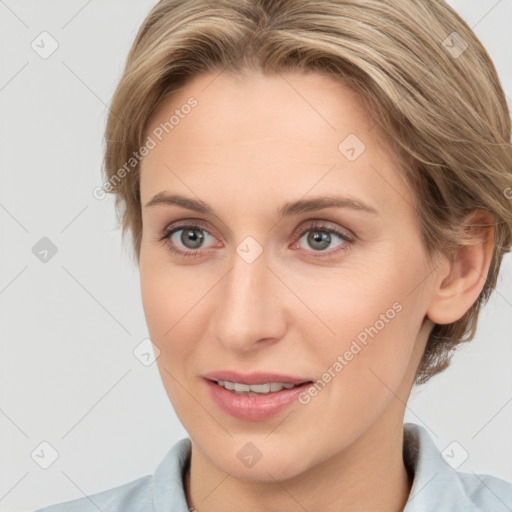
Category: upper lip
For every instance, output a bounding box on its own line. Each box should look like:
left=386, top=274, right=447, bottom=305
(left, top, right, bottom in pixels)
left=203, top=370, right=312, bottom=385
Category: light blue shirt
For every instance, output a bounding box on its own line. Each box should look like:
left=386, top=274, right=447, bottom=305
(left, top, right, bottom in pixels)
left=34, top=423, right=512, bottom=511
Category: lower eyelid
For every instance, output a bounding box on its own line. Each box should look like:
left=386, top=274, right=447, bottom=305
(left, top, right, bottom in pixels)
left=292, top=232, right=352, bottom=256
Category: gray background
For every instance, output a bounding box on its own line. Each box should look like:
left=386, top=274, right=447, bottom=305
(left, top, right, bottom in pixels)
left=1, top=1, right=511, bottom=511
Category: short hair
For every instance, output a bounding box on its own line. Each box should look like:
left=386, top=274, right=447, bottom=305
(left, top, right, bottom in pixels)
left=102, top=0, right=512, bottom=384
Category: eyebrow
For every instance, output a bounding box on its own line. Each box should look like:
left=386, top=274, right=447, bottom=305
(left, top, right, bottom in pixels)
left=144, top=192, right=379, bottom=218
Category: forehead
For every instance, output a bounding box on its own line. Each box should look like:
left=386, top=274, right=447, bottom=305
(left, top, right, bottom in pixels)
left=145, top=70, right=376, bottom=149
left=140, top=70, right=412, bottom=216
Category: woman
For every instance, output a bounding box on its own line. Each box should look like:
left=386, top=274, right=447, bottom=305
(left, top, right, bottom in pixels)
left=36, top=0, right=512, bottom=510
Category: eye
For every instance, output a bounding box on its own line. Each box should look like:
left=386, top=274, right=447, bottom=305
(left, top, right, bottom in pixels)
left=292, top=221, right=353, bottom=256
left=158, top=220, right=218, bottom=257
left=157, top=219, right=354, bottom=259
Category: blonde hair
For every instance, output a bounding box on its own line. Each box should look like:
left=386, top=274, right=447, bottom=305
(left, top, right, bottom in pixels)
left=103, top=0, right=512, bottom=384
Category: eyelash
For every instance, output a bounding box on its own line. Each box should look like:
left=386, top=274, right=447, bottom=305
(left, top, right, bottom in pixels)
left=157, top=219, right=354, bottom=259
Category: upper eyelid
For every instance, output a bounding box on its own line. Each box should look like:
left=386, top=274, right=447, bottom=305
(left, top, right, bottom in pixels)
left=296, top=221, right=354, bottom=240
left=162, top=218, right=348, bottom=234
left=161, top=218, right=212, bottom=236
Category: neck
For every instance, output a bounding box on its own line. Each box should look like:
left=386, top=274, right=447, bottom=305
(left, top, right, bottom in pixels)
left=184, top=413, right=412, bottom=512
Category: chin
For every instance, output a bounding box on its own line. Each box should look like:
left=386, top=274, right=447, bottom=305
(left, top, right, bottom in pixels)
left=195, top=432, right=322, bottom=483
left=224, top=452, right=313, bottom=483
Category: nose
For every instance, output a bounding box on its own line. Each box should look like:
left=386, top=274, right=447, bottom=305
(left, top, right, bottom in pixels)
left=208, top=248, right=287, bottom=353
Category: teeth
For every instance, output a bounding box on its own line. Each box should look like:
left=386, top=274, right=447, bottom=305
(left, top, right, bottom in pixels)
left=217, top=380, right=302, bottom=395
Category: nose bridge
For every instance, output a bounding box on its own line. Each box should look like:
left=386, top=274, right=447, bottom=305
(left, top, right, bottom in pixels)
left=210, top=246, right=285, bottom=351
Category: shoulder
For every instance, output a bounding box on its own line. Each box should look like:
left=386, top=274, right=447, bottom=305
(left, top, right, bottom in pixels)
left=455, top=469, right=512, bottom=510
left=404, top=423, right=512, bottom=511
left=33, top=476, right=151, bottom=512
left=33, top=437, right=192, bottom=512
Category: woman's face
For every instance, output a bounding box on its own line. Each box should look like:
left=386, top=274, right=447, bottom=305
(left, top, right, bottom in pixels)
left=139, top=70, right=438, bottom=481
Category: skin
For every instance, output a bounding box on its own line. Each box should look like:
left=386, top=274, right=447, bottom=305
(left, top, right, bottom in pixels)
left=138, top=69, right=493, bottom=512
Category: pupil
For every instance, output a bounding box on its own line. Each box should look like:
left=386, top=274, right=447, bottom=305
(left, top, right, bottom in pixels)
left=182, top=229, right=204, bottom=249
left=308, top=231, right=330, bottom=250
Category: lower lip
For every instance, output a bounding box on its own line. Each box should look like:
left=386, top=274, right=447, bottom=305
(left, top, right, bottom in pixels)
left=204, top=379, right=312, bottom=421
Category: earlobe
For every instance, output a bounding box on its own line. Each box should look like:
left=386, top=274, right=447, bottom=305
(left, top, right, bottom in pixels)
left=426, top=212, right=495, bottom=325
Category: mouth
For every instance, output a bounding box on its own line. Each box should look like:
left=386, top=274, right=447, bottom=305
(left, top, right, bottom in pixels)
left=210, top=379, right=312, bottom=396
left=203, top=374, right=315, bottom=421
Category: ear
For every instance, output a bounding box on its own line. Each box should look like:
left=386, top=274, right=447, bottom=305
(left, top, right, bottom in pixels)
left=426, top=210, right=495, bottom=325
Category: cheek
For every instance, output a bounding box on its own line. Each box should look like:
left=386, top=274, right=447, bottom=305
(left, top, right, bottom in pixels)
left=302, top=245, right=427, bottom=385
left=141, top=266, right=192, bottom=345
left=139, top=252, right=218, bottom=368
left=291, top=272, right=425, bottom=447
left=139, top=259, right=201, bottom=412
